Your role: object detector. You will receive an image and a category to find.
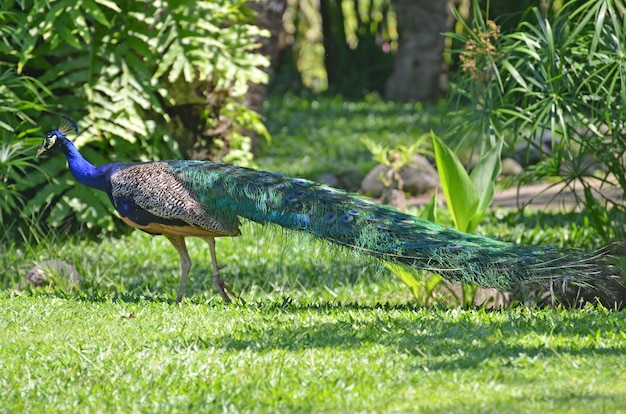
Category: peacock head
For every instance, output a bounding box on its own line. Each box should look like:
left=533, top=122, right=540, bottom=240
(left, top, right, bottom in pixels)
left=37, top=131, right=62, bottom=156
left=37, top=116, right=79, bottom=157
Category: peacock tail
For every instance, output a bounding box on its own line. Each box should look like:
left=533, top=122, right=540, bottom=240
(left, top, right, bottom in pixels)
left=164, top=160, right=607, bottom=292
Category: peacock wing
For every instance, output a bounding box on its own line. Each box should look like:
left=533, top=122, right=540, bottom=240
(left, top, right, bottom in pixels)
left=109, top=162, right=240, bottom=236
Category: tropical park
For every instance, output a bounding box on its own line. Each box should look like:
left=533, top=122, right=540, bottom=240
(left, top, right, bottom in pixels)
left=1, top=0, right=625, bottom=411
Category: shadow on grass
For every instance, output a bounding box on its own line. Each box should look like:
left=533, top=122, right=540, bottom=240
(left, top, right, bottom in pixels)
left=10, top=288, right=625, bottom=373
left=165, top=299, right=626, bottom=372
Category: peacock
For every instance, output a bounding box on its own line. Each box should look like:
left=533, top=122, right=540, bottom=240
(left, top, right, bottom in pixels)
left=36, top=117, right=614, bottom=303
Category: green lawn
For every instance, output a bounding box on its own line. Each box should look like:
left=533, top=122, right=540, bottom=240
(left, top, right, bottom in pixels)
left=2, top=224, right=625, bottom=412
left=1, top=95, right=624, bottom=412
left=2, top=292, right=625, bottom=413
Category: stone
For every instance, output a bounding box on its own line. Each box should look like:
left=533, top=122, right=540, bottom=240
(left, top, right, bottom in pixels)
left=24, top=260, right=81, bottom=291
left=501, top=157, right=523, bottom=176
left=361, top=154, right=438, bottom=197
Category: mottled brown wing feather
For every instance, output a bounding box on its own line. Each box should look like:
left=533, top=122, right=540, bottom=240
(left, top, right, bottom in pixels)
left=110, top=162, right=240, bottom=236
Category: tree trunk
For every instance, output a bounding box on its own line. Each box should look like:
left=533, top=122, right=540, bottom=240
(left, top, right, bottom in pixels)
left=385, top=0, right=454, bottom=102
left=320, top=0, right=394, bottom=95
left=319, top=0, right=349, bottom=88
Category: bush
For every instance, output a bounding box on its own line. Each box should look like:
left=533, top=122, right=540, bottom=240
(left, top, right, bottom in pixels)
left=449, top=0, right=626, bottom=241
left=0, top=69, right=50, bottom=226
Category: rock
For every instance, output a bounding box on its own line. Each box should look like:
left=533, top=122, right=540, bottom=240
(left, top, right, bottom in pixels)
left=388, top=189, right=407, bottom=212
left=316, top=169, right=363, bottom=192
left=24, top=260, right=81, bottom=290
left=335, top=168, right=363, bottom=192
left=513, top=132, right=560, bottom=166
left=402, top=155, right=439, bottom=195
left=360, top=154, right=438, bottom=197
left=316, top=173, right=340, bottom=188
left=501, top=157, right=523, bottom=176
left=360, top=164, right=390, bottom=197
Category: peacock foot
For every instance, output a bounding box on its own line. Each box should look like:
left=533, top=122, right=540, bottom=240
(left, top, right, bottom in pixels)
left=214, top=274, right=236, bottom=303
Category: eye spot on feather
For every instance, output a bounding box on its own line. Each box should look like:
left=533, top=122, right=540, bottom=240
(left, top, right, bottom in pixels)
left=341, top=214, right=354, bottom=223
left=295, top=214, right=312, bottom=226
left=293, top=179, right=313, bottom=187
left=294, top=190, right=306, bottom=198
left=325, top=213, right=337, bottom=224
left=285, top=194, right=299, bottom=203
left=259, top=173, right=278, bottom=183
left=347, top=209, right=358, bottom=216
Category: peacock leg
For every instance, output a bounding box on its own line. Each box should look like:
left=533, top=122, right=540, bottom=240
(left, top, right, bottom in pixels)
left=164, top=234, right=192, bottom=303
left=205, top=237, right=235, bottom=303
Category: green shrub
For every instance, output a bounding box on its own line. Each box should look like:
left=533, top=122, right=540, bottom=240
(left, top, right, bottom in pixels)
left=0, top=69, right=51, bottom=226
left=450, top=0, right=626, bottom=241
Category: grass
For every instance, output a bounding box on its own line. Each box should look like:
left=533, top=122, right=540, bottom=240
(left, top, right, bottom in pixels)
left=1, top=292, right=625, bottom=412
left=1, top=217, right=625, bottom=412
left=258, top=93, right=449, bottom=178
left=1, top=94, right=625, bottom=412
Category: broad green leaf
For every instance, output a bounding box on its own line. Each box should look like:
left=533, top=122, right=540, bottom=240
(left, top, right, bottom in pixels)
left=432, top=132, right=478, bottom=232
left=470, top=137, right=503, bottom=214
left=386, top=263, right=422, bottom=300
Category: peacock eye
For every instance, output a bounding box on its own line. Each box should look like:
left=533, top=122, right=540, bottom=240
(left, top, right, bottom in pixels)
left=45, top=134, right=57, bottom=148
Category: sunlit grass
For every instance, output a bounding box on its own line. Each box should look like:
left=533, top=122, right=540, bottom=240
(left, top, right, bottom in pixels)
left=258, top=94, right=449, bottom=178
left=1, top=291, right=624, bottom=412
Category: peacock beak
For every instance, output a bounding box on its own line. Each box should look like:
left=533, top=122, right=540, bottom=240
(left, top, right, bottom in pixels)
left=36, top=145, right=46, bottom=157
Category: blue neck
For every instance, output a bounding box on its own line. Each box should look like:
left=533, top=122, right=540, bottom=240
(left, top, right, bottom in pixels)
left=59, top=137, right=114, bottom=191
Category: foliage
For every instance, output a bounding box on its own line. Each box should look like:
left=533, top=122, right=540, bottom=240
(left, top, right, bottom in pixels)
left=259, top=94, right=448, bottom=178
left=449, top=0, right=626, bottom=241
left=0, top=0, right=269, bottom=230
left=361, top=134, right=430, bottom=206
left=385, top=262, right=446, bottom=307
left=0, top=133, right=45, bottom=226
left=278, top=0, right=548, bottom=95
left=447, top=0, right=510, bottom=153
left=431, top=132, right=503, bottom=305
left=387, top=133, right=502, bottom=305
left=0, top=69, right=52, bottom=225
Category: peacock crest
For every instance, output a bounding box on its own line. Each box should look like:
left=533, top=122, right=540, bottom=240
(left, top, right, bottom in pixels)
left=58, top=115, right=79, bottom=137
